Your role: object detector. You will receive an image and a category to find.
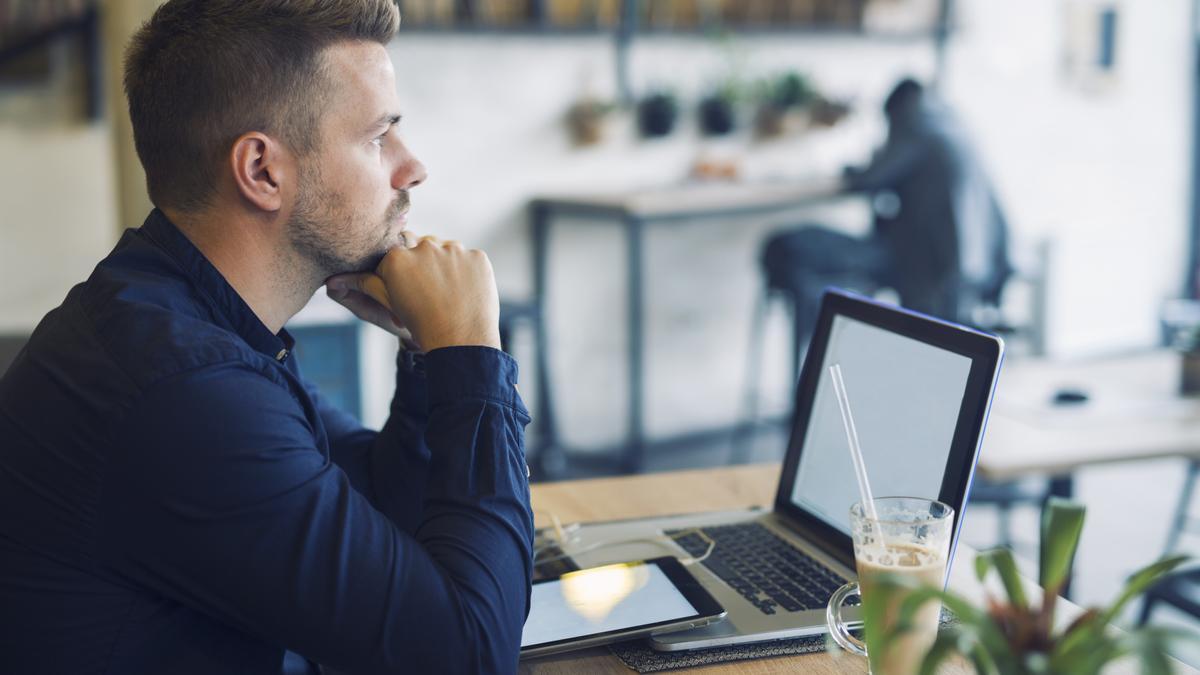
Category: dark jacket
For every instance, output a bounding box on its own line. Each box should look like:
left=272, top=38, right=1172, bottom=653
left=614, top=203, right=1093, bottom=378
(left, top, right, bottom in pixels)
left=845, top=97, right=1011, bottom=313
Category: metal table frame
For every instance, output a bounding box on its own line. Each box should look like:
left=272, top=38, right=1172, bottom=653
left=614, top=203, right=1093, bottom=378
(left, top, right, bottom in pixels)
left=530, top=181, right=846, bottom=474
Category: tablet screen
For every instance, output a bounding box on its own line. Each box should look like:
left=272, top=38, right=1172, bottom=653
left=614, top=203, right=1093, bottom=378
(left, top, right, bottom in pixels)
left=521, top=560, right=702, bottom=649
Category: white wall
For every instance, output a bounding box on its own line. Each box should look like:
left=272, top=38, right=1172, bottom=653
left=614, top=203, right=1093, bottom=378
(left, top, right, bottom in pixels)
left=0, top=38, right=119, bottom=333
left=1, top=1, right=1191, bottom=447
left=0, top=125, right=118, bottom=332
left=943, top=0, right=1192, bottom=354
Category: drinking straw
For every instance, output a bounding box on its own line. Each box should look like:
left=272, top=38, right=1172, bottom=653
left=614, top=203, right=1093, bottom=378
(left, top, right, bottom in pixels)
left=829, top=364, right=884, bottom=546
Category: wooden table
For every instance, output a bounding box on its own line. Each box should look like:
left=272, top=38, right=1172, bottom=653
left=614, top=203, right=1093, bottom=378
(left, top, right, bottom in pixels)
left=522, top=464, right=1196, bottom=673
left=519, top=464, right=986, bottom=674
left=528, top=179, right=846, bottom=475
left=980, top=351, right=1200, bottom=481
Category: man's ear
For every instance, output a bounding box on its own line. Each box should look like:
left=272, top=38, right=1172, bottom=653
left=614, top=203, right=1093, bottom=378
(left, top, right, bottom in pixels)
left=229, top=132, right=291, bottom=213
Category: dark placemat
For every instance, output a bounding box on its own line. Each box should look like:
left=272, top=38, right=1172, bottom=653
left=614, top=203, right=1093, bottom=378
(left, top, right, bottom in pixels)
left=608, top=609, right=957, bottom=673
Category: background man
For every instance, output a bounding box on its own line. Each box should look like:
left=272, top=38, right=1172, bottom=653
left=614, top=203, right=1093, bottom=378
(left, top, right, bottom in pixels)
left=761, top=78, right=1011, bottom=373
left=0, top=1, right=533, bottom=673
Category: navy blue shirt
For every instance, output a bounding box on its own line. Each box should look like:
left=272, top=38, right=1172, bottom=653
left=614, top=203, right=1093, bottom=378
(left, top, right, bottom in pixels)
left=0, top=210, right=534, bottom=674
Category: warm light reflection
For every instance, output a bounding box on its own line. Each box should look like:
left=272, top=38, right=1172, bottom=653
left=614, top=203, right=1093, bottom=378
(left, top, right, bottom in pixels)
left=558, top=562, right=650, bottom=623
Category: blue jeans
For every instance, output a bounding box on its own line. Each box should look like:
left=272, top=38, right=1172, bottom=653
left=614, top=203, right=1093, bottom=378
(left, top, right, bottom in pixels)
left=761, top=227, right=893, bottom=378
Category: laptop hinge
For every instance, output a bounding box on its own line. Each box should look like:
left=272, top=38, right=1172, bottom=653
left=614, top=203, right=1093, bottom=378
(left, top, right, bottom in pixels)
left=766, top=513, right=856, bottom=572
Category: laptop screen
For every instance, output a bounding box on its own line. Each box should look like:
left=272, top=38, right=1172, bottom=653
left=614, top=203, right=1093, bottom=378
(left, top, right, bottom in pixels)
left=787, top=313, right=974, bottom=537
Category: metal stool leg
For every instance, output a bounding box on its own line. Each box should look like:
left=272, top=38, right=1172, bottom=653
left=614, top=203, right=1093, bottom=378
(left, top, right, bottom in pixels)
left=1164, top=459, right=1200, bottom=554
left=1138, top=459, right=1200, bottom=624
left=996, top=501, right=1013, bottom=550
left=731, top=284, right=772, bottom=464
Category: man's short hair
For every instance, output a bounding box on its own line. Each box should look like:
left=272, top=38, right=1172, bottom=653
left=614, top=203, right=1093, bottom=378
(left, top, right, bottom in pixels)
left=124, top=0, right=400, bottom=212
left=883, top=78, right=924, bottom=118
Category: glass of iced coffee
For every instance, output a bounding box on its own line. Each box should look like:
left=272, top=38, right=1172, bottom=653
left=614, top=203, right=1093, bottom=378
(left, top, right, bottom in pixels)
left=825, top=497, right=953, bottom=675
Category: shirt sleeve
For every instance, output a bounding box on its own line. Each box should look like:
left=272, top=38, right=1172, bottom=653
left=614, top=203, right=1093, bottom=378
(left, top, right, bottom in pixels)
left=843, top=133, right=928, bottom=193
left=98, top=347, right=533, bottom=674
left=302, top=349, right=435, bottom=535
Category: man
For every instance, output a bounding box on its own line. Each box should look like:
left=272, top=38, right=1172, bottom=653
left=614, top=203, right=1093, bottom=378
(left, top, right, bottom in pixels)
left=761, top=78, right=1010, bottom=373
left=0, top=1, right=533, bottom=673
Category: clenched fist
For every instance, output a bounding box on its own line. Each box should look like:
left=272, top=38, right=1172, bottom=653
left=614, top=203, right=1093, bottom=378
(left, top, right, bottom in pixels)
left=325, top=235, right=501, bottom=353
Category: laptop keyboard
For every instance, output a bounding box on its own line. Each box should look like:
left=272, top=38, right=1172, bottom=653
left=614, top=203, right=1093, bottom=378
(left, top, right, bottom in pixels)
left=667, top=522, right=851, bottom=615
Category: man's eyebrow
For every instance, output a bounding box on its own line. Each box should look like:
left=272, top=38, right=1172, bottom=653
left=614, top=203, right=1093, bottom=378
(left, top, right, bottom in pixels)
left=368, top=113, right=402, bottom=133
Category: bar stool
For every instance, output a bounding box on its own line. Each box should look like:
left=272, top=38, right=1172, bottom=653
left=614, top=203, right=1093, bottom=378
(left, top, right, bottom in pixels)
left=1138, top=459, right=1200, bottom=625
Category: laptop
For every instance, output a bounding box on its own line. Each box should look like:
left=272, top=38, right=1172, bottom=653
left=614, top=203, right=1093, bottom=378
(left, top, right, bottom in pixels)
left=547, top=288, right=1004, bottom=650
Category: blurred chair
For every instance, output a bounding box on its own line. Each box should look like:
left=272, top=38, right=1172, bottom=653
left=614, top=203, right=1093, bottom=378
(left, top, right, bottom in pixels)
left=289, top=323, right=362, bottom=420
left=731, top=236, right=1050, bottom=465
left=960, top=237, right=1051, bottom=358
left=957, top=237, right=1055, bottom=553
left=498, top=300, right=561, bottom=478
left=498, top=300, right=537, bottom=355
left=966, top=477, right=1066, bottom=552
left=1138, top=459, right=1200, bottom=625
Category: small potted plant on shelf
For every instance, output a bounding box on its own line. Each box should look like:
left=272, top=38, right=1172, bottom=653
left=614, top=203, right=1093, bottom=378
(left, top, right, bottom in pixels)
left=636, top=90, right=678, bottom=138
left=565, top=97, right=614, bottom=147
left=871, top=498, right=1195, bottom=674
left=753, top=71, right=816, bottom=138
left=809, top=96, right=852, bottom=128
left=698, top=80, right=739, bottom=136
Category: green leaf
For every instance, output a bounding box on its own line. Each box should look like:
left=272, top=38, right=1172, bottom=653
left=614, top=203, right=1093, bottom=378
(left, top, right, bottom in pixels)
left=875, top=574, right=1020, bottom=673
left=1051, top=609, right=1104, bottom=666
left=1053, top=621, right=1200, bottom=673
left=1120, top=627, right=1177, bottom=675
left=1067, top=641, right=1121, bottom=675
left=918, top=630, right=968, bottom=675
left=969, top=638, right=1004, bottom=675
left=975, top=550, right=992, bottom=583
left=1100, top=554, right=1190, bottom=626
left=1040, top=498, right=1086, bottom=595
left=1053, top=628, right=1129, bottom=675
left=977, top=548, right=1029, bottom=610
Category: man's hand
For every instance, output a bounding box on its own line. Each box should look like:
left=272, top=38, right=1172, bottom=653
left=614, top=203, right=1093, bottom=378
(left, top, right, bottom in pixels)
left=325, top=272, right=422, bottom=351
left=326, top=235, right=500, bottom=352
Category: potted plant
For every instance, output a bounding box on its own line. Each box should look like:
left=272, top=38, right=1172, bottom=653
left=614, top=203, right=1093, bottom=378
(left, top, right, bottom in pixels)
left=809, top=96, right=852, bottom=128
left=565, top=97, right=613, bottom=147
left=698, top=81, right=739, bottom=136
left=774, top=71, right=816, bottom=108
left=636, top=90, right=678, bottom=138
left=870, top=498, right=1195, bottom=674
left=753, top=71, right=816, bottom=138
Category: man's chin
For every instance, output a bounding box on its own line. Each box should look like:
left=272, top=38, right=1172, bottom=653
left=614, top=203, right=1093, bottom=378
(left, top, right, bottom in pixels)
left=363, top=248, right=391, bottom=272
left=323, top=253, right=385, bottom=281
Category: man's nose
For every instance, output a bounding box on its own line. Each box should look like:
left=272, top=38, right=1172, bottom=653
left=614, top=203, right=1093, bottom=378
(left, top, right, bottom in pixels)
left=393, top=148, right=427, bottom=191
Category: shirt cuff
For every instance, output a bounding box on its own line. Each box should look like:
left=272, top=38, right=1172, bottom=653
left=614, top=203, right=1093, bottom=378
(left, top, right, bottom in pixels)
left=392, top=346, right=429, bottom=415
left=424, top=346, right=528, bottom=416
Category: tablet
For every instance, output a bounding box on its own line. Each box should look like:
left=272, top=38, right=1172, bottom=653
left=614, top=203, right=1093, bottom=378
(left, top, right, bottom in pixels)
left=520, top=556, right=726, bottom=659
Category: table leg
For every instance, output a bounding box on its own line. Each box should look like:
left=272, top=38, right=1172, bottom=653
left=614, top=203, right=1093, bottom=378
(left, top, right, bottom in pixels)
left=530, top=202, right=564, bottom=478
left=1047, top=474, right=1074, bottom=501
left=621, top=214, right=646, bottom=474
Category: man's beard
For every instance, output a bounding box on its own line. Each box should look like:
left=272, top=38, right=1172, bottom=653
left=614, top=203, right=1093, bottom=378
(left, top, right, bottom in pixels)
left=288, top=170, right=410, bottom=279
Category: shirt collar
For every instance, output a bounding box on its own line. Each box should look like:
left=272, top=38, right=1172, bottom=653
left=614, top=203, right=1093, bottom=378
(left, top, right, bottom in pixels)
left=139, top=209, right=295, bottom=362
